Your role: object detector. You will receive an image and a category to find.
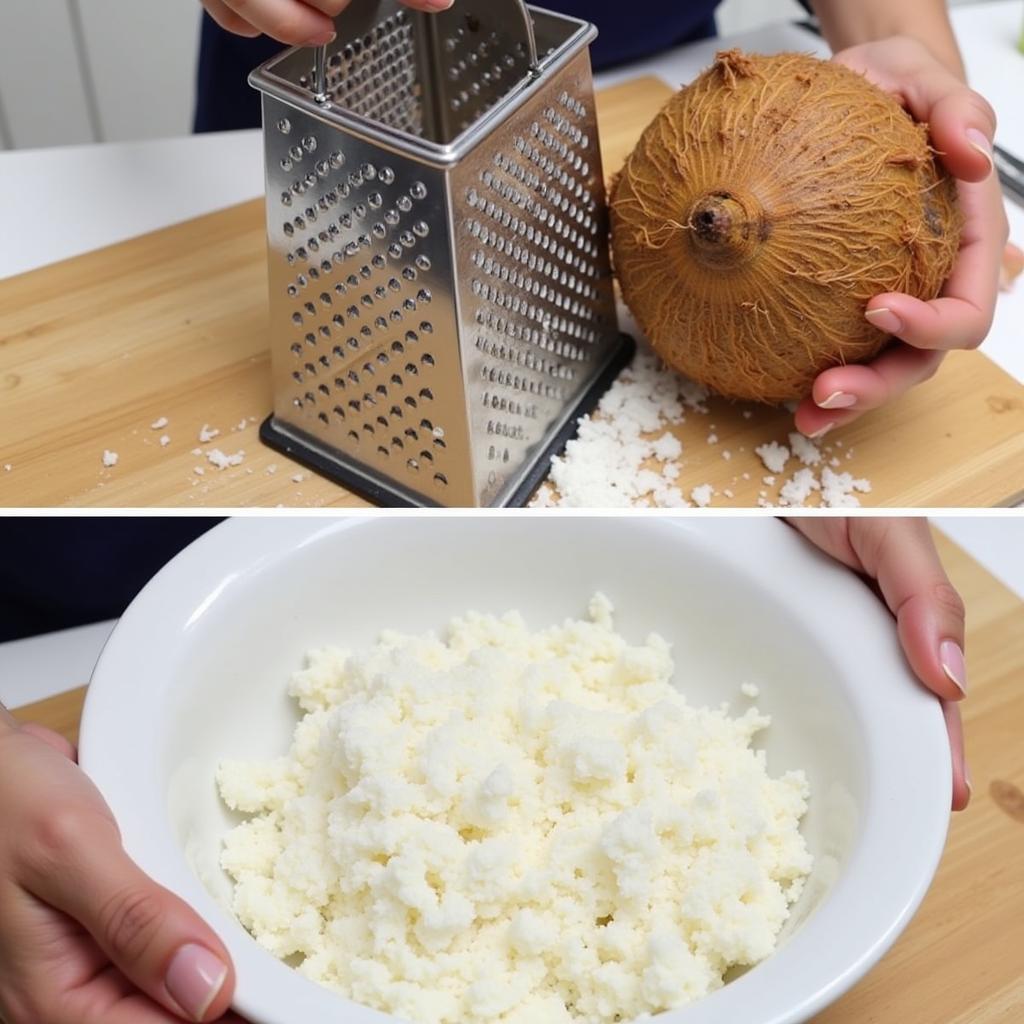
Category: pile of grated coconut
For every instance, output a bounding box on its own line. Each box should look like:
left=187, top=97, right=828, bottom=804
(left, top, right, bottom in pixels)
left=533, top=350, right=871, bottom=509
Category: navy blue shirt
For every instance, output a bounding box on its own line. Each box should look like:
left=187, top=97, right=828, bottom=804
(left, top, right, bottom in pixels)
left=194, top=2, right=719, bottom=132
left=0, top=520, right=220, bottom=642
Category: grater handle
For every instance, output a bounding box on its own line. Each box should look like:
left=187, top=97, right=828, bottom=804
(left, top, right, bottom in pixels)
left=509, top=0, right=541, bottom=76
left=312, top=43, right=328, bottom=104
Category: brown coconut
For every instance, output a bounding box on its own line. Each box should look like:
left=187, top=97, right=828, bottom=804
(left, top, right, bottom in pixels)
left=610, top=50, right=962, bottom=403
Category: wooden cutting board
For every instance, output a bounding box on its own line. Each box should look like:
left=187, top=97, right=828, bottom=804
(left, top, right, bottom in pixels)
left=1, top=77, right=1022, bottom=508
left=11, top=530, right=1024, bottom=1020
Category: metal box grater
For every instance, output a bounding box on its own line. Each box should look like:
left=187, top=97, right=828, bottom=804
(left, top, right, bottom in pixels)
left=251, top=0, right=633, bottom=507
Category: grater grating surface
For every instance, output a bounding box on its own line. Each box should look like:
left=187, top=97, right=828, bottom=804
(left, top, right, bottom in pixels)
left=253, top=1, right=631, bottom=506
left=320, top=11, right=423, bottom=137
left=453, top=53, right=615, bottom=504
left=263, top=101, right=472, bottom=504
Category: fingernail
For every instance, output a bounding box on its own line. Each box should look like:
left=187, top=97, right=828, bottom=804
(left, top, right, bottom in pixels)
left=808, top=422, right=835, bottom=440
left=166, top=944, right=228, bottom=1023
left=940, top=639, right=968, bottom=697
left=964, top=762, right=973, bottom=799
left=965, top=128, right=994, bottom=176
left=421, top=0, right=455, bottom=9
left=817, top=390, right=857, bottom=410
left=864, top=307, right=903, bottom=334
left=307, top=29, right=337, bottom=46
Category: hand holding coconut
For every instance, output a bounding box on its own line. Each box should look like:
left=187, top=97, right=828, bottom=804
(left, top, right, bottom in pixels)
left=796, top=37, right=1009, bottom=438
left=612, top=38, right=1008, bottom=436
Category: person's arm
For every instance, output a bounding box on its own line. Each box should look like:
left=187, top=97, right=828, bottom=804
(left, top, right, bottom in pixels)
left=810, top=0, right=964, bottom=78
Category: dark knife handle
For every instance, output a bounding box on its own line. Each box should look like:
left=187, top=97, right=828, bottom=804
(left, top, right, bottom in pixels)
left=995, top=146, right=1024, bottom=206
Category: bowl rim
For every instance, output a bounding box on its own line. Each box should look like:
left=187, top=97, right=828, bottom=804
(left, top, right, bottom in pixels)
left=79, top=515, right=951, bottom=1024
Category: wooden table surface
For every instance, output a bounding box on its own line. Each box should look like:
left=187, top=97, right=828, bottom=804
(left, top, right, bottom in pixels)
left=10, top=529, right=1024, bottom=1021
left=1, top=78, right=1023, bottom=508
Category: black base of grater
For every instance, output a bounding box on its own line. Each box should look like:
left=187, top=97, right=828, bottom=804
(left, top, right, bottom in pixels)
left=260, top=333, right=636, bottom=508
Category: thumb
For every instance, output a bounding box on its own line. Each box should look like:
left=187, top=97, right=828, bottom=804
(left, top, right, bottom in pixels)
left=849, top=518, right=968, bottom=703
left=25, top=808, right=235, bottom=1023
left=926, top=84, right=997, bottom=183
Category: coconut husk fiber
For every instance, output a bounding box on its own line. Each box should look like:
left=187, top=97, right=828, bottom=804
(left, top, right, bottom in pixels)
left=610, top=50, right=962, bottom=403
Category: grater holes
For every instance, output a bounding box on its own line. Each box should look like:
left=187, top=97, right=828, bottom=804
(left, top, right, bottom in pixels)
left=273, top=99, right=456, bottom=490
left=442, top=22, right=532, bottom=131
left=323, top=11, right=421, bottom=137
left=462, top=86, right=607, bottom=431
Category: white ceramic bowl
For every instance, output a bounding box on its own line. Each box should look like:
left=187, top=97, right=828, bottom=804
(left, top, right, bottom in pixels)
left=80, top=516, right=950, bottom=1024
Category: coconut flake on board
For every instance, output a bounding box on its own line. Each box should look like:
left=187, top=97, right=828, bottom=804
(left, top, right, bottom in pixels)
left=207, top=448, right=246, bottom=470
left=755, top=441, right=789, bottom=475
left=779, top=468, right=819, bottom=507
left=652, top=433, right=683, bottom=461
left=690, top=483, right=714, bottom=507
left=788, top=432, right=822, bottom=467
left=820, top=467, right=872, bottom=507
